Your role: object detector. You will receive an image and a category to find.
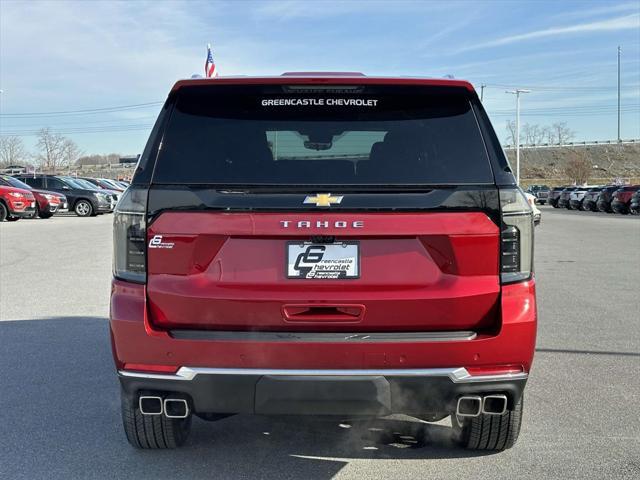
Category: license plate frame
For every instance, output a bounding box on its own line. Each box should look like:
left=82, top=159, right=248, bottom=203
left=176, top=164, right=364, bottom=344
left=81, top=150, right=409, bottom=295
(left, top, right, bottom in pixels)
left=286, top=241, right=360, bottom=280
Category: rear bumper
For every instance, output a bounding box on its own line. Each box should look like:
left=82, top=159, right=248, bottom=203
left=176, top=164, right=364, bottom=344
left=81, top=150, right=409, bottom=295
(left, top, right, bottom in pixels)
left=119, top=367, right=527, bottom=415
left=110, top=278, right=537, bottom=415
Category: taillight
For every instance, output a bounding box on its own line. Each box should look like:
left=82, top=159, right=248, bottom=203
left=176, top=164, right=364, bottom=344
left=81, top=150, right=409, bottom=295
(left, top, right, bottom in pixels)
left=113, top=187, right=147, bottom=283
left=500, top=188, right=534, bottom=284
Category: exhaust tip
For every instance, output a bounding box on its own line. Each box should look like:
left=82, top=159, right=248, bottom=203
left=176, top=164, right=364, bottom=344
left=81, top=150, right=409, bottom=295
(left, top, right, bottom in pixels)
left=139, top=396, right=163, bottom=415
left=164, top=398, right=190, bottom=419
left=456, top=395, right=482, bottom=417
left=482, top=394, right=508, bottom=415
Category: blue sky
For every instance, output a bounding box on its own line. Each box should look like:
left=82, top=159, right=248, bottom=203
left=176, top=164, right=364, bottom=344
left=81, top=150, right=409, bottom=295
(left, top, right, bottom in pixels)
left=0, top=0, right=638, bottom=156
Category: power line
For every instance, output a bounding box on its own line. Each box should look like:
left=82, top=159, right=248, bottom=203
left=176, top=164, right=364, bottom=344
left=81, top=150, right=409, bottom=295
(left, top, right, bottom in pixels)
left=0, top=124, right=154, bottom=136
left=484, top=83, right=636, bottom=92
left=0, top=115, right=157, bottom=128
left=490, top=104, right=639, bottom=114
left=0, top=102, right=163, bottom=118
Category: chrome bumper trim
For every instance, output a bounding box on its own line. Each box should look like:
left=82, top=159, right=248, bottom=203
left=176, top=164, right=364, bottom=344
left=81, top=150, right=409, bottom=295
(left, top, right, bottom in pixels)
left=119, top=367, right=528, bottom=384
left=169, top=330, right=477, bottom=342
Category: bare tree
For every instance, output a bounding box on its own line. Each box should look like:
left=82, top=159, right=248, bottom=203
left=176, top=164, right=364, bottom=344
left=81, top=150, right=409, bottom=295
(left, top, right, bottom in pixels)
left=522, top=123, right=547, bottom=145
left=565, top=149, right=592, bottom=184
left=551, top=122, right=575, bottom=145
left=0, top=136, right=28, bottom=166
left=505, top=120, right=518, bottom=146
left=62, top=138, right=82, bottom=167
left=35, top=128, right=67, bottom=171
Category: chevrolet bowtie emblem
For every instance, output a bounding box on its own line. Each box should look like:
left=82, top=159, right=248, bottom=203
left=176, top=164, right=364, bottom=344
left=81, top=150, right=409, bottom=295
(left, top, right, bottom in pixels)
left=303, top=193, right=344, bottom=207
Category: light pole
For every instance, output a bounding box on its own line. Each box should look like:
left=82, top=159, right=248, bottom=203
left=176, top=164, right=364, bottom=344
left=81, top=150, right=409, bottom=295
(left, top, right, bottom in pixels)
left=506, top=89, right=531, bottom=185
left=617, top=45, right=621, bottom=142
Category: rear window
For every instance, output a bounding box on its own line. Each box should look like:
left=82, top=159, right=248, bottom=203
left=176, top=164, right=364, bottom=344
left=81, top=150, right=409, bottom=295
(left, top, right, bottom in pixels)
left=153, top=85, right=493, bottom=185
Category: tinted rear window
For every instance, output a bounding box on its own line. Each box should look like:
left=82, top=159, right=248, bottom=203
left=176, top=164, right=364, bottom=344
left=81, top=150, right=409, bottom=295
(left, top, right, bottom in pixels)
left=153, top=85, right=493, bottom=185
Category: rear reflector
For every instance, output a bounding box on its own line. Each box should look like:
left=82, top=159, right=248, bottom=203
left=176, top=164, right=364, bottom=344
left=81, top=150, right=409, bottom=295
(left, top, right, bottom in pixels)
left=123, top=363, right=178, bottom=374
left=466, top=365, right=525, bottom=376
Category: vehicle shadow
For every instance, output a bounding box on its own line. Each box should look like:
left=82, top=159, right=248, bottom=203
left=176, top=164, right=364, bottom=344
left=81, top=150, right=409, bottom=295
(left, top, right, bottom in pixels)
left=0, top=317, right=495, bottom=480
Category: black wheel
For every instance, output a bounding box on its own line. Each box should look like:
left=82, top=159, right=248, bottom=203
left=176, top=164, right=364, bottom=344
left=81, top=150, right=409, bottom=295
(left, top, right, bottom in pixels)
left=35, top=203, right=53, bottom=219
left=0, top=202, right=6, bottom=222
left=6, top=216, right=20, bottom=222
left=452, top=396, right=523, bottom=451
left=74, top=199, right=93, bottom=217
left=121, top=392, right=192, bottom=449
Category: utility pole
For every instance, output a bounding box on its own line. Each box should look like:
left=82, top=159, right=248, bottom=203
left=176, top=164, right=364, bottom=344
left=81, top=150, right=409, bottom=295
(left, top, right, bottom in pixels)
left=480, top=84, right=486, bottom=102
left=617, top=45, right=621, bottom=142
left=506, top=89, right=531, bottom=185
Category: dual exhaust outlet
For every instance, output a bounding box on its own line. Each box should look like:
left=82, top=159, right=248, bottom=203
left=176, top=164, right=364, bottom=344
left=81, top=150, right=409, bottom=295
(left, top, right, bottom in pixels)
left=139, top=396, right=190, bottom=418
left=456, top=394, right=508, bottom=417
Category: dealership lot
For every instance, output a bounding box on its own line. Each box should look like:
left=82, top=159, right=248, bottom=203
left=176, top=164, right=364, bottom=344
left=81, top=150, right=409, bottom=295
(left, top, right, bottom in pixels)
left=0, top=208, right=638, bottom=479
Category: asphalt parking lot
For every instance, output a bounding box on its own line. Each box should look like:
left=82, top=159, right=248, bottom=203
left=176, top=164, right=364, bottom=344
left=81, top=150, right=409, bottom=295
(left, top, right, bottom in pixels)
left=0, top=207, right=638, bottom=479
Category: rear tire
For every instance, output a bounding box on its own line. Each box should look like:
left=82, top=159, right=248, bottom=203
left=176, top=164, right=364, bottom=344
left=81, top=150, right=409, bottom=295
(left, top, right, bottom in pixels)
left=452, top=395, right=523, bottom=451
left=74, top=199, right=93, bottom=217
left=121, top=393, right=192, bottom=449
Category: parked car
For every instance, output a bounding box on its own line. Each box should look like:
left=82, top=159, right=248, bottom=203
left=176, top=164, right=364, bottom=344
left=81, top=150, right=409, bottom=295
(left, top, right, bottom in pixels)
left=611, top=185, right=640, bottom=214
left=112, top=74, right=536, bottom=451
left=524, top=192, right=541, bottom=224
left=557, top=187, right=579, bottom=209
left=580, top=187, right=603, bottom=212
left=629, top=190, right=640, bottom=215
left=100, top=178, right=128, bottom=191
left=548, top=186, right=567, bottom=208
left=0, top=175, right=67, bottom=218
left=526, top=185, right=550, bottom=205
left=569, top=186, right=599, bottom=210
left=596, top=185, right=621, bottom=213
left=80, top=176, right=126, bottom=192
left=14, top=174, right=116, bottom=217
left=76, top=177, right=123, bottom=203
left=0, top=184, right=36, bottom=221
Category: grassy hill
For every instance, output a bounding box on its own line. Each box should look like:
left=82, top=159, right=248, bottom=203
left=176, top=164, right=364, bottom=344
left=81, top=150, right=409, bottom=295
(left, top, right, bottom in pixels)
left=507, top=142, right=640, bottom=186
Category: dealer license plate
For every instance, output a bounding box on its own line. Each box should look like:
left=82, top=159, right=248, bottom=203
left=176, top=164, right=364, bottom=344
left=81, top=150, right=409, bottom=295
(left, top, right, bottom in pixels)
left=287, top=242, right=359, bottom=279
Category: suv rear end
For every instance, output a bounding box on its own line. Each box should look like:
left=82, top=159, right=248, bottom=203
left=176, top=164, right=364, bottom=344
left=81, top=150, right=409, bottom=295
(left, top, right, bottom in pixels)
left=558, top=187, right=577, bottom=209
left=527, top=185, right=549, bottom=205
left=111, top=75, right=536, bottom=451
left=611, top=185, right=640, bottom=214
left=548, top=186, right=565, bottom=207
left=597, top=185, right=621, bottom=213
left=582, top=187, right=603, bottom=212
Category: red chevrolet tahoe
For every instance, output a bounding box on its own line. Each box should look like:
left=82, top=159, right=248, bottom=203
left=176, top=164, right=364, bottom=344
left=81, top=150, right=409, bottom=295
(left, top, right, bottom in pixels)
left=111, top=74, right=536, bottom=451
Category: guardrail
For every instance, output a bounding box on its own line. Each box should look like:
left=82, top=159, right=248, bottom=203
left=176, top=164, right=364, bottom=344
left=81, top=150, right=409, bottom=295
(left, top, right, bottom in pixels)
left=504, top=139, right=639, bottom=150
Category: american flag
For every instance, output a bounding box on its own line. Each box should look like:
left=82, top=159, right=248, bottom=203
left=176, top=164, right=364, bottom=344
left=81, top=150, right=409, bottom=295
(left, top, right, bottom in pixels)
left=205, top=44, right=217, bottom=78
